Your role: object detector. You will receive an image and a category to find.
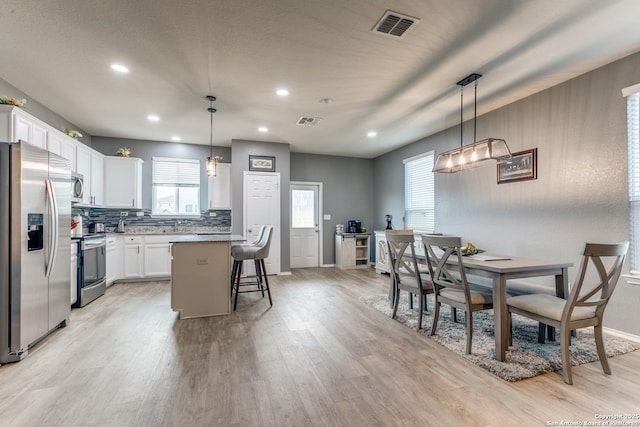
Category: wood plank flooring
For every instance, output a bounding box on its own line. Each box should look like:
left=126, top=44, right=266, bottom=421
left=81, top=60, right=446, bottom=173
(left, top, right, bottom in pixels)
left=1, top=267, right=639, bottom=426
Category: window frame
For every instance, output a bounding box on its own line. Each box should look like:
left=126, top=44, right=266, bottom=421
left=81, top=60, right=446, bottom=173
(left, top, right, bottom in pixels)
left=151, top=156, right=201, bottom=217
left=403, top=151, right=435, bottom=233
left=623, top=83, right=640, bottom=283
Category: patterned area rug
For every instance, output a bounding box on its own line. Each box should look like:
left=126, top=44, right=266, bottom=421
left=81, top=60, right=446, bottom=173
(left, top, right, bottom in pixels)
left=360, top=294, right=640, bottom=382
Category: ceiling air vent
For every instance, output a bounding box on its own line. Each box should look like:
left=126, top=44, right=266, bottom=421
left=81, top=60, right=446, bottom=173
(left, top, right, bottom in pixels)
left=296, top=116, right=323, bottom=126
left=372, top=10, right=419, bottom=38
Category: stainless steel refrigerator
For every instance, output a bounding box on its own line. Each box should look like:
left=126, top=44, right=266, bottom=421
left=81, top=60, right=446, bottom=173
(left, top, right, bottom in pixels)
left=0, top=140, right=71, bottom=363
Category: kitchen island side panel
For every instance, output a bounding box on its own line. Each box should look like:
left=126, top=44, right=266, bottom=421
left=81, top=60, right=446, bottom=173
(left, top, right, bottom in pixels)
left=171, top=241, right=230, bottom=318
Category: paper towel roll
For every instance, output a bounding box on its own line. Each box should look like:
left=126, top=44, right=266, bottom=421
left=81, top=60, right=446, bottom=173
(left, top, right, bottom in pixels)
left=71, top=215, right=82, bottom=237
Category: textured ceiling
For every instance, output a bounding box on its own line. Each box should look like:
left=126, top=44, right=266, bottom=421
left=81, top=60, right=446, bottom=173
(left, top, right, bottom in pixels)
left=1, top=0, right=640, bottom=158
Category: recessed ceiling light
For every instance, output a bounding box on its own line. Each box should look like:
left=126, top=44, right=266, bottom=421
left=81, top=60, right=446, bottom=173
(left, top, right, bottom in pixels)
left=110, top=63, right=129, bottom=73
left=171, top=136, right=181, bottom=141
left=258, top=127, right=268, bottom=133
left=147, top=115, right=160, bottom=122
left=367, top=131, right=377, bottom=137
left=276, top=89, right=289, bottom=96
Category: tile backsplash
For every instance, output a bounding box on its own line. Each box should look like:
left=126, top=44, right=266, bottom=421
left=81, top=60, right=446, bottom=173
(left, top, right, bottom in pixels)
left=71, top=207, right=231, bottom=234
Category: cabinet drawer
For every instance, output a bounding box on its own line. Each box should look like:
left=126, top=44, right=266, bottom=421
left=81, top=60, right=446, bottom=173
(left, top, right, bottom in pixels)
left=144, top=235, right=175, bottom=244
left=124, top=236, right=143, bottom=245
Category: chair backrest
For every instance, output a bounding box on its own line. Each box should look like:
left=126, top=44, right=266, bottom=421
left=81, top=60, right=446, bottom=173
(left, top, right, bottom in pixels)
left=254, top=225, right=274, bottom=259
left=385, top=230, right=421, bottom=281
left=251, top=225, right=268, bottom=245
left=422, top=235, right=471, bottom=298
left=564, top=241, right=629, bottom=321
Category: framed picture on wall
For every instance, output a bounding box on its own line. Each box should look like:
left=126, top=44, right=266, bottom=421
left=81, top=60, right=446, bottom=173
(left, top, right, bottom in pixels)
left=497, top=148, right=537, bottom=184
left=249, top=155, right=276, bottom=172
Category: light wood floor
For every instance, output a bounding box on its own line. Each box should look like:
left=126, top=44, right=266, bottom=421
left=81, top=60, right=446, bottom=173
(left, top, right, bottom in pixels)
left=1, top=268, right=639, bottom=426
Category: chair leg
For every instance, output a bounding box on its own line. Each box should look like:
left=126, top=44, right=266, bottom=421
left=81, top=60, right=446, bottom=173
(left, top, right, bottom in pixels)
left=233, top=260, right=243, bottom=311
left=408, top=292, right=413, bottom=309
left=594, top=324, right=611, bottom=375
left=452, top=307, right=458, bottom=323
left=255, top=260, right=265, bottom=297
left=559, top=325, right=573, bottom=385
left=508, top=312, right=513, bottom=347
left=538, top=323, right=546, bottom=344
left=416, top=292, right=423, bottom=331
left=230, top=260, right=238, bottom=292
left=465, top=310, right=473, bottom=355
left=391, top=288, right=400, bottom=319
left=430, top=302, right=440, bottom=336
left=260, top=259, right=273, bottom=307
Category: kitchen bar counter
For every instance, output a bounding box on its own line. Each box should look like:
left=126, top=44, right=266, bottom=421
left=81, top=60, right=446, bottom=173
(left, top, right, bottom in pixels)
left=170, top=234, right=244, bottom=319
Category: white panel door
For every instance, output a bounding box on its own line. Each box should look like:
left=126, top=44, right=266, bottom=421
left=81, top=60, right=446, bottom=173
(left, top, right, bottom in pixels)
left=243, top=172, right=280, bottom=275
left=290, top=183, right=320, bottom=268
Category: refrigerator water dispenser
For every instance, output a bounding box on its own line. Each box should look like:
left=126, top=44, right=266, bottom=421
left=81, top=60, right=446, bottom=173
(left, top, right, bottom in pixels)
left=27, top=213, right=44, bottom=252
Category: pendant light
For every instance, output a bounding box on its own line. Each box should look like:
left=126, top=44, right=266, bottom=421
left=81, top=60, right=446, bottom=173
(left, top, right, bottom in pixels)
left=432, top=73, right=511, bottom=173
left=205, top=95, right=221, bottom=177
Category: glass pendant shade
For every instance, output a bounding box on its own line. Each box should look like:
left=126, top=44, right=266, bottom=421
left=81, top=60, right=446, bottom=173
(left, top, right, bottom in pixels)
left=206, top=156, right=216, bottom=176
left=433, top=138, right=512, bottom=173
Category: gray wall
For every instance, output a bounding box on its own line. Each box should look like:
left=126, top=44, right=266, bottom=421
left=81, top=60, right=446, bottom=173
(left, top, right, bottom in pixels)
left=291, top=153, right=374, bottom=265
left=231, top=139, right=291, bottom=272
left=373, top=52, right=640, bottom=335
left=91, top=137, right=231, bottom=211
left=0, top=77, right=91, bottom=146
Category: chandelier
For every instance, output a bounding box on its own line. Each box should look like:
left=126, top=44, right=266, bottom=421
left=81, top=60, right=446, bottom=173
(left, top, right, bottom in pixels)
left=205, top=95, right=222, bottom=176
left=432, top=73, right=511, bottom=173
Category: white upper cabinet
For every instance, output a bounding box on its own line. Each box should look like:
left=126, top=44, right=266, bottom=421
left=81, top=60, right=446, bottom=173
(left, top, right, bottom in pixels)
left=104, top=156, right=143, bottom=208
left=0, top=104, right=79, bottom=171
left=75, top=144, right=92, bottom=204
left=207, top=163, right=231, bottom=209
left=90, top=151, right=104, bottom=206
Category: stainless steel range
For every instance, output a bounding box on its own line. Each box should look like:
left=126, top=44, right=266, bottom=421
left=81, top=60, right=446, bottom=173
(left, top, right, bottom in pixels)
left=73, top=233, right=106, bottom=307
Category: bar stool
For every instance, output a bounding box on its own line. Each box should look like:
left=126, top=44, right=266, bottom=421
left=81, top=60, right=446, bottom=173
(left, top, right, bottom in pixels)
left=230, top=225, right=267, bottom=288
left=231, top=225, right=273, bottom=310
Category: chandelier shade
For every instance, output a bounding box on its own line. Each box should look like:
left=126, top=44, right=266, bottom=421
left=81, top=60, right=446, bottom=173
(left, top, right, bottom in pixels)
left=205, top=95, right=218, bottom=177
left=432, top=73, right=511, bottom=173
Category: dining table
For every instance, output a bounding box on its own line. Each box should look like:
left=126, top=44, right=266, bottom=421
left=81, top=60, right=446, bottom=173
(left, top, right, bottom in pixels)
left=400, top=248, right=573, bottom=362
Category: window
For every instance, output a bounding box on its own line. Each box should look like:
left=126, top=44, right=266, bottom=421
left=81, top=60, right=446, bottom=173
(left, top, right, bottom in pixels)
left=404, top=151, right=435, bottom=232
left=152, top=157, right=200, bottom=215
left=624, top=84, right=640, bottom=273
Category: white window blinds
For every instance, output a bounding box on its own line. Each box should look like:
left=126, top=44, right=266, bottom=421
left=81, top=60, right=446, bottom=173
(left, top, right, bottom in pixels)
left=152, top=157, right=200, bottom=185
left=625, top=90, right=640, bottom=272
left=404, top=151, right=435, bottom=232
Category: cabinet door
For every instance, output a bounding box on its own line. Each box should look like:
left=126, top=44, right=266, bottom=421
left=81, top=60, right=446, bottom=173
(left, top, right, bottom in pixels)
left=13, top=114, right=31, bottom=143
left=123, top=244, right=143, bottom=279
left=48, top=131, right=63, bottom=156
left=31, top=123, right=48, bottom=150
left=90, top=152, right=104, bottom=205
left=106, top=237, right=122, bottom=286
left=207, top=163, right=231, bottom=209
left=60, top=138, right=77, bottom=171
left=76, top=145, right=92, bottom=204
left=104, top=157, right=143, bottom=208
left=143, top=243, right=172, bottom=277
left=70, top=243, right=77, bottom=305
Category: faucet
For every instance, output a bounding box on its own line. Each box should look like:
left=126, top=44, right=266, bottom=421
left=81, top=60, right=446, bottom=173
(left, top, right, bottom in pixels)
left=174, top=220, right=181, bottom=232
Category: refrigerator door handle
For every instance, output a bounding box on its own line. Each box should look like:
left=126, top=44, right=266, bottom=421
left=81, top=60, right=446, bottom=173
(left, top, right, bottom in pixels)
left=45, top=179, right=59, bottom=278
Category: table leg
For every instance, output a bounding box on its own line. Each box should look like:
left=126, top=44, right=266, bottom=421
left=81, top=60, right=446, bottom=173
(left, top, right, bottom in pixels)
left=388, top=273, right=396, bottom=308
left=493, top=275, right=508, bottom=362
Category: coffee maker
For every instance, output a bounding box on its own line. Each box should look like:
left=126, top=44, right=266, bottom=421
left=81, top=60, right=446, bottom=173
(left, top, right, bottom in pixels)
left=347, top=220, right=362, bottom=233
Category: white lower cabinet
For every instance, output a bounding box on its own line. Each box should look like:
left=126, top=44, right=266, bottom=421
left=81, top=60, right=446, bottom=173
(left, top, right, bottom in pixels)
left=106, top=236, right=122, bottom=286
left=116, top=235, right=173, bottom=281
left=143, top=236, right=172, bottom=278
left=374, top=230, right=390, bottom=274
left=71, top=242, right=78, bottom=305
left=123, top=236, right=144, bottom=279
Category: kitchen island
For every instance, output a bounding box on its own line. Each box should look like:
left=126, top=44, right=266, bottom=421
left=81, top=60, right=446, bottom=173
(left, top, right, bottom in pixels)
left=170, top=234, right=244, bottom=319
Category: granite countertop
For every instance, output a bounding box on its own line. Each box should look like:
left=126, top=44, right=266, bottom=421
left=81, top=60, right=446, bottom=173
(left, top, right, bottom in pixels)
left=170, top=234, right=245, bottom=243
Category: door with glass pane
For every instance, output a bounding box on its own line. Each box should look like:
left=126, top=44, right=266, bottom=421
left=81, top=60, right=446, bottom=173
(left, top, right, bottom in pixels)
left=290, top=183, right=320, bottom=268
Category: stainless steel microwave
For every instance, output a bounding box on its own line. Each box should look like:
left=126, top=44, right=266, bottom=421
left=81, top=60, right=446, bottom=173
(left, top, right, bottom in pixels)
left=71, top=172, right=84, bottom=203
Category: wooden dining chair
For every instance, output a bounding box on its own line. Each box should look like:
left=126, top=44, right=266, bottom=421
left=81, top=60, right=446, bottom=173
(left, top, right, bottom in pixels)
left=422, top=235, right=493, bottom=354
left=506, top=242, right=628, bottom=384
left=386, top=230, right=433, bottom=331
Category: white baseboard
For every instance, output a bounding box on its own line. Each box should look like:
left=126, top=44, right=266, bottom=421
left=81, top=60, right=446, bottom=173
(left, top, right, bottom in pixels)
left=321, top=264, right=336, bottom=268
left=603, top=326, right=640, bottom=343
left=278, top=271, right=292, bottom=276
